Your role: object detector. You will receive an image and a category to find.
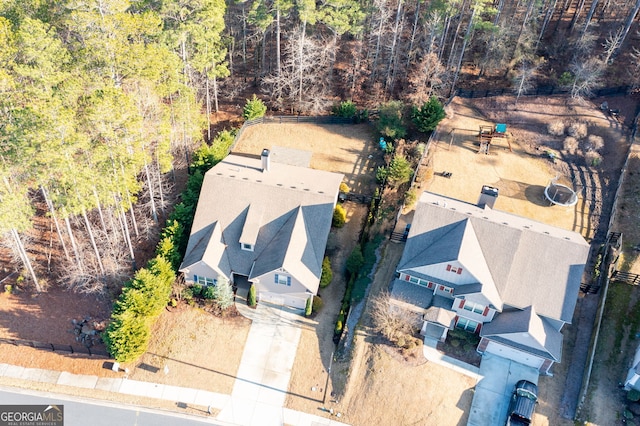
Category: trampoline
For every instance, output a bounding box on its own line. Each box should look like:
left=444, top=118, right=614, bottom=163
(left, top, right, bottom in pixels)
left=544, top=177, right=578, bottom=207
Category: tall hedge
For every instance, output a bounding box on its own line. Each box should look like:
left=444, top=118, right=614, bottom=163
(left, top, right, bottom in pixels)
left=103, top=311, right=151, bottom=363
left=104, top=257, right=175, bottom=363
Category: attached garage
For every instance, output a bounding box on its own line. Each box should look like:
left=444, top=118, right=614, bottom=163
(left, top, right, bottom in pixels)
left=259, top=292, right=307, bottom=309
left=484, top=341, right=545, bottom=369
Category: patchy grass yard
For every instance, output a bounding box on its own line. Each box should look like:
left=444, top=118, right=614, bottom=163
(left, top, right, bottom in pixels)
left=126, top=306, right=250, bottom=394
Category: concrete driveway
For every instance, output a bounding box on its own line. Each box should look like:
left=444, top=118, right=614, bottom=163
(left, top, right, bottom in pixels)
left=217, top=302, right=303, bottom=426
left=467, top=354, right=539, bottom=426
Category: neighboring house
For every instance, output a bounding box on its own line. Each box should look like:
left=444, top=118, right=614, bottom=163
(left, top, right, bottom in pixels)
left=391, top=189, right=590, bottom=374
left=624, top=344, right=640, bottom=391
left=179, top=149, right=344, bottom=309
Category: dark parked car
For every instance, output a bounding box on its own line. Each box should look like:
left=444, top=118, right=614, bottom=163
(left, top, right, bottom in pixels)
left=506, top=379, right=538, bottom=425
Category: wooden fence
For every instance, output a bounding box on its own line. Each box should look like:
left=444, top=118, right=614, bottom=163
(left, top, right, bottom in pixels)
left=611, top=270, right=640, bottom=286
left=455, top=85, right=632, bottom=99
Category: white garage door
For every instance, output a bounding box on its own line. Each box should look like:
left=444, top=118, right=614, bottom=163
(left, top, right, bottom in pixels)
left=259, top=292, right=306, bottom=309
left=485, top=341, right=545, bottom=369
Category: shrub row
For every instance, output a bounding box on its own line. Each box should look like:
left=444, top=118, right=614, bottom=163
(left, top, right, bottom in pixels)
left=334, top=236, right=384, bottom=340
left=104, top=129, right=237, bottom=363
left=161, top=130, right=237, bottom=272
left=103, top=256, right=175, bottom=363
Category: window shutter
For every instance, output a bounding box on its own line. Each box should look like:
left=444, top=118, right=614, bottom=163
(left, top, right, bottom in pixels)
left=459, top=299, right=465, bottom=309
left=457, top=268, right=462, bottom=275
left=404, top=274, right=410, bottom=281
left=483, top=306, right=489, bottom=316
left=439, top=285, right=444, bottom=291
left=274, top=274, right=279, bottom=283
left=475, top=323, right=482, bottom=334
left=287, top=276, right=291, bottom=286
left=446, top=264, right=451, bottom=271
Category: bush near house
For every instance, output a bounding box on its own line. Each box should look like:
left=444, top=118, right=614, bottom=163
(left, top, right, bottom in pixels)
left=202, top=285, right=216, bottom=299
left=248, top=284, right=257, bottom=307
left=312, top=295, right=324, bottom=313
left=377, top=100, right=407, bottom=140
left=332, top=100, right=357, bottom=118
left=386, top=155, right=413, bottom=188
left=320, top=256, right=333, bottom=288
left=305, top=297, right=312, bottom=317
left=333, top=204, right=347, bottom=227
left=346, top=245, right=365, bottom=276
left=104, top=256, right=175, bottom=363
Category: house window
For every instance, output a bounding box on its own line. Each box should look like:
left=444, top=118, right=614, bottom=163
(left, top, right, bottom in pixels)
left=194, top=275, right=217, bottom=286
left=409, top=276, right=419, bottom=284
left=241, top=243, right=254, bottom=251
left=463, top=301, right=485, bottom=315
left=456, top=317, right=479, bottom=332
left=275, top=274, right=291, bottom=286
left=438, top=285, right=453, bottom=294
left=446, top=264, right=463, bottom=274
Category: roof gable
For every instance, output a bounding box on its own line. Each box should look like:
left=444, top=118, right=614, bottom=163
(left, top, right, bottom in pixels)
left=180, top=222, right=231, bottom=276
left=250, top=206, right=323, bottom=293
left=400, top=191, right=589, bottom=322
left=183, top=153, right=343, bottom=288
left=481, top=306, right=563, bottom=361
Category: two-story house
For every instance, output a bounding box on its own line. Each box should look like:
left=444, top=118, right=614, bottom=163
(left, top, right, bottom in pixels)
left=392, top=189, right=590, bottom=374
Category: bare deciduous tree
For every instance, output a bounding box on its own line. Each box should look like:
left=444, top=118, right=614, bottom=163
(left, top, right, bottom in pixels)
left=370, top=290, right=420, bottom=343
left=629, top=46, right=640, bottom=90
left=602, top=27, right=625, bottom=64
left=513, top=58, right=543, bottom=105
left=404, top=53, right=447, bottom=103
left=570, top=57, right=604, bottom=100
left=262, top=31, right=333, bottom=113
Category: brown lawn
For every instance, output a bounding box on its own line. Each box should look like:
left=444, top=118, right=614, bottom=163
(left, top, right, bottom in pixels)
left=1, top=97, right=636, bottom=425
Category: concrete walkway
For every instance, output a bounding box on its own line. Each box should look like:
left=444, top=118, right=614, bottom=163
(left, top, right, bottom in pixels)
left=422, top=338, right=482, bottom=381
left=218, top=301, right=305, bottom=425
left=0, top=299, right=349, bottom=426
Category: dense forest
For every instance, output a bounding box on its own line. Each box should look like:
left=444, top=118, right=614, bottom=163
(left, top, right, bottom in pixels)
left=0, top=0, right=638, bottom=294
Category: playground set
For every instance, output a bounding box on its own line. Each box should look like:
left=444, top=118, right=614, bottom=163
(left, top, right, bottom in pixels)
left=478, top=123, right=512, bottom=154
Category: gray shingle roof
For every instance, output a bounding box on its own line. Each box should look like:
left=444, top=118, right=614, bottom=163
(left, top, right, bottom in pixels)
left=181, top=153, right=343, bottom=293
left=179, top=221, right=231, bottom=276
left=398, top=191, right=589, bottom=323
left=390, top=278, right=433, bottom=309
left=481, top=306, right=563, bottom=361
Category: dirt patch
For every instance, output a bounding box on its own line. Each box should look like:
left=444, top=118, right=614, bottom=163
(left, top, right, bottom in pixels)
left=0, top=287, right=110, bottom=346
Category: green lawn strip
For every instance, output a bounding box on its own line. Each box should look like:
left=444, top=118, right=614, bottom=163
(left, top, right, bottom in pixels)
left=605, top=282, right=636, bottom=364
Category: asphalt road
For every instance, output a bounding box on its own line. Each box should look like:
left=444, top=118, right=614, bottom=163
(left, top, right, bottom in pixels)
left=0, top=386, right=228, bottom=426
